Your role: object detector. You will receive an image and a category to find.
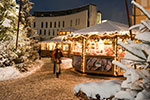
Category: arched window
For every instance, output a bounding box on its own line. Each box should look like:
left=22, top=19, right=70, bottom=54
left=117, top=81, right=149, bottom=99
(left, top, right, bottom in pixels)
left=53, top=29, right=55, bottom=36
left=33, top=22, right=36, bottom=28
left=40, top=29, right=42, bottom=35
left=48, top=30, right=50, bottom=35
left=54, top=22, right=56, bottom=28
left=50, top=22, right=52, bottom=28
left=63, top=21, right=65, bottom=27
left=44, top=30, right=46, bottom=35
left=41, top=22, right=43, bottom=28
left=58, top=21, right=60, bottom=28
left=46, top=22, right=48, bottom=28
left=70, top=20, right=72, bottom=27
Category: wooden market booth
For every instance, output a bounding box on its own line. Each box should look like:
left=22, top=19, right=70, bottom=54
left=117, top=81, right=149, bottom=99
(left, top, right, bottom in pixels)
left=64, top=21, right=133, bottom=76
left=40, top=27, right=77, bottom=57
left=40, top=36, right=71, bottom=57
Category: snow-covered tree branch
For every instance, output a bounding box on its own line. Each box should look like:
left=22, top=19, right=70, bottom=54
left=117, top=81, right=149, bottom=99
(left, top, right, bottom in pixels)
left=112, top=1, right=150, bottom=100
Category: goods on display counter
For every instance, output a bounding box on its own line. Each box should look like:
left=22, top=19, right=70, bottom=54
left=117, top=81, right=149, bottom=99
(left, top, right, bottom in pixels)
left=64, top=20, right=136, bottom=76
left=40, top=28, right=77, bottom=57
left=40, top=36, right=71, bottom=57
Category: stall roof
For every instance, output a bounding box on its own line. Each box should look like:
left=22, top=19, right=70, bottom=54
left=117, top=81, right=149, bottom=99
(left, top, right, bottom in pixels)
left=40, top=36, right=69, bottom=43
left=66, top=20, right=134, bottom=38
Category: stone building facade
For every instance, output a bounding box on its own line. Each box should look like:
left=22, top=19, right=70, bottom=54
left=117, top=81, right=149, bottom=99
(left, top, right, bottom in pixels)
left=132, top=0, right=150, bottom=25
left=31, top=4, right=101, bottom=40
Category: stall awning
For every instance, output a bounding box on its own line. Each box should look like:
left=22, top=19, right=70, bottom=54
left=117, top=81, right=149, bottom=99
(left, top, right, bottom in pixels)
left=40, top=36, right=69, bottom=43
left=65, top=20, right=137, bottom=39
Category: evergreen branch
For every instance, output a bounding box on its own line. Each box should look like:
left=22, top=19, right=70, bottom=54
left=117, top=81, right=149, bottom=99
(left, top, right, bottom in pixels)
left=118, top=41, right=146, bottom=61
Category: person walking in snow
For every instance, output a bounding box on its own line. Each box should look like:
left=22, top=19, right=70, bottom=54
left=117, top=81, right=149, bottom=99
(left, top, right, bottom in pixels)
left=51, top=49, right=56, bottom=74
left=52, top=48, right=63, bottom=78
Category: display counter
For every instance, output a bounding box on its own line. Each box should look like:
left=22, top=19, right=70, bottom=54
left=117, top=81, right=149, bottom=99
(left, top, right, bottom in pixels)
left=40, top=42, right=71, bottom=57
left=70, top=36, right=126, bottom=76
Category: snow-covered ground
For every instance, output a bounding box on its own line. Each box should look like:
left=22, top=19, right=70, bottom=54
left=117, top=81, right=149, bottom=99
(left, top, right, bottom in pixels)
left=0, top=60, right=43, bottom=81
left=0, top=58, right=72, bottom=82
left=61, top=58, right=72, bottom=69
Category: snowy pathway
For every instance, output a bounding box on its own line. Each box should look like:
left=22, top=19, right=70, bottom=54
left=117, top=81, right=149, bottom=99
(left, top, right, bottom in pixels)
left=0, top=58, right=123, bottom=100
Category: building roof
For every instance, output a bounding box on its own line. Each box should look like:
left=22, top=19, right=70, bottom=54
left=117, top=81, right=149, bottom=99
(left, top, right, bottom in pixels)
left=33, top=4, right=96, bottom=17
left=41, top=36, right=68, bottom=43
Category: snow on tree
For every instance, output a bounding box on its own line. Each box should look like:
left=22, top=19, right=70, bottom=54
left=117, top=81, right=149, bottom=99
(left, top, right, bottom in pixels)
left=112, top=1, right=150, bottom=100
left=21, top=0, right=34, bottom=37
left=0, top=0, right=18, bottom=41
left=0, top=0, right=40, bottom=72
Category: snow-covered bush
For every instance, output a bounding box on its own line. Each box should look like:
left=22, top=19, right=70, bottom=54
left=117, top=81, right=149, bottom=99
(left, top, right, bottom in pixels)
left=112, top=1, right=150, bottom=100
left=74, top=79, right=121, bottom=100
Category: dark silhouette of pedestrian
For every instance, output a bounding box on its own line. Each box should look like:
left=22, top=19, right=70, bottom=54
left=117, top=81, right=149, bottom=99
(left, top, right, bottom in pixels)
left=52, top=48, right=63, bottom=78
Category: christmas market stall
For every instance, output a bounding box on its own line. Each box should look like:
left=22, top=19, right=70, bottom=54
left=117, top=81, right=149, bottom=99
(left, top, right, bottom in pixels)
left=40, top=27, right=77, bottom=57
left=64, top=20, right=134, bottom=76
left=40, top=36, right=71, bottom=57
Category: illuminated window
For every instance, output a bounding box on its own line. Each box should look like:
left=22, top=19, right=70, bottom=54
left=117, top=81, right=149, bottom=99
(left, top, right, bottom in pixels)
left=57, top=29, right=59, bottom=35
left=41, top=22, right=43, bottom=28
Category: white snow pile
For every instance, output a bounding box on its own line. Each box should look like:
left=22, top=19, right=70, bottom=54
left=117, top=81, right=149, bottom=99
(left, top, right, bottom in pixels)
left=61, top=58, right=72, bottom=69
left=0, top=67, right=21, bottom=81
left=74, top=79, right=121, bottom=99
left=0, top=60, right=43, bottom=81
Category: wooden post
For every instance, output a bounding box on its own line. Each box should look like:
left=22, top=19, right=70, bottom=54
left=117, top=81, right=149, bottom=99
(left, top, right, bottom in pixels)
left=133, top=0, right=136, bottom=25
left=68, top=43, right=71, bottom=57
left=16, top=0, right=22, bottom=50
left=114, top=36, right=118, bottom=76
left=125, top=0, right=133, bottom=40
left=82, top=38, right=86, bottom=73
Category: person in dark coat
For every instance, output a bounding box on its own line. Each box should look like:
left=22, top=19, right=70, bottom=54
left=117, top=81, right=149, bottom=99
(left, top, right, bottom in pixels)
left=53, top=48, right=63, bottom=78
left=51, top=49, right=56, bottom=74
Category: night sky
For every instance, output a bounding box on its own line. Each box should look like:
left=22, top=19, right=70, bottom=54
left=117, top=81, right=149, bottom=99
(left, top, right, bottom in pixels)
left=30, top=0, right=132, bottom=25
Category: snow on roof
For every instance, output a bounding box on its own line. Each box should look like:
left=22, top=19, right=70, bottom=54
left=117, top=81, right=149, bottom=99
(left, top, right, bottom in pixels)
left=59, top=27, right=77, bottom=32
left=67, top=20, right=130, bottom=37
left=41, top=36, right=68, bottom=43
